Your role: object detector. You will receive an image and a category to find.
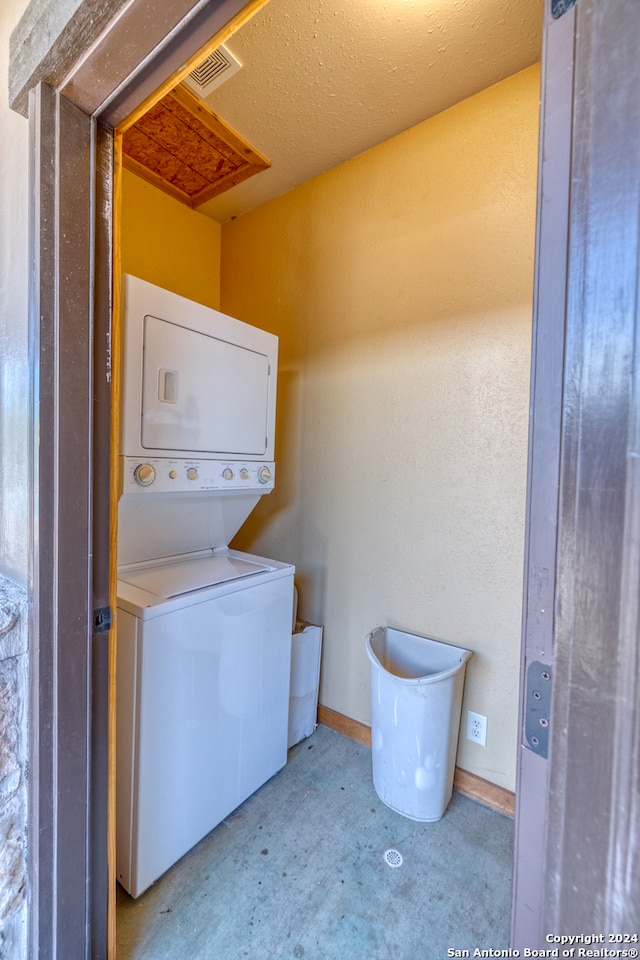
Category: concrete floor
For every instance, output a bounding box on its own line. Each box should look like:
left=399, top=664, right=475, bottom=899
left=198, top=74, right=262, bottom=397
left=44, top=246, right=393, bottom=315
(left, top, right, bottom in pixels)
left=117, top=724, right=513, bottom=960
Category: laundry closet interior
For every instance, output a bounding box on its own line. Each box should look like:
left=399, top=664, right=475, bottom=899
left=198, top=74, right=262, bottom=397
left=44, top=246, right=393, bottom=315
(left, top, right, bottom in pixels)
left=111, top=0, right=542, bottom=934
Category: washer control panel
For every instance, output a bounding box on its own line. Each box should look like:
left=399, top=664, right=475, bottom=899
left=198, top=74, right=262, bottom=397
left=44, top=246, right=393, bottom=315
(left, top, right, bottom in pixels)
left=121, top=457, right=275, bottom=494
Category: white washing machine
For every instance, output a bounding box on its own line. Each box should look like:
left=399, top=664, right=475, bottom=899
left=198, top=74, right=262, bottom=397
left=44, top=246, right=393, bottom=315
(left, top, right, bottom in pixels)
left=116, top=276, right=294, bottom=898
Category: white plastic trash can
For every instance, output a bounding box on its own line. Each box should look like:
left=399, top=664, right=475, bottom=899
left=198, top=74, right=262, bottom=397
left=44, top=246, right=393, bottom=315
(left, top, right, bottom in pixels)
left=365, top=626, right=472, bottom=822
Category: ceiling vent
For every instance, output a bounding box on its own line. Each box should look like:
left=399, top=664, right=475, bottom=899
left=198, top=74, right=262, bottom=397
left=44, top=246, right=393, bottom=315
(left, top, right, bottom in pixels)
left=183, top=44, right=242, bottom=99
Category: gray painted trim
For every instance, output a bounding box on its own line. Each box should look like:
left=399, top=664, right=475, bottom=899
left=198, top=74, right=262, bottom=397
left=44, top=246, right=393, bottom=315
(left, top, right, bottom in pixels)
left=10, top=0, right=133, bottom=117
left=62, top=0, right=240, bottom=122
left=546, top=0, right=640, bottom=931
left=28, top=81, right=57, bottom=958
left=28, top=82, right=105, bottom=959
left=49, top=92, right=93, bottom=958
left=511, top=5, right=575, bottom=950
left=90, top=0, right=256, bottom=129
left=90, top=119, right=114, bottom=960
left=9, top=0, right=248, bottom=121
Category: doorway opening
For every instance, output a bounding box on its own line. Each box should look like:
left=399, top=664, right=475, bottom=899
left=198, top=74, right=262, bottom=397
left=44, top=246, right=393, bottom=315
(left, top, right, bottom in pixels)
left=111, top=0, right=542, bottom=954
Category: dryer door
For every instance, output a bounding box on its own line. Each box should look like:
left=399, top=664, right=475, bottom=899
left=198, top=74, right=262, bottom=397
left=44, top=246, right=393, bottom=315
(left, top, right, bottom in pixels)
left=141, top=315, right=270, bottom=456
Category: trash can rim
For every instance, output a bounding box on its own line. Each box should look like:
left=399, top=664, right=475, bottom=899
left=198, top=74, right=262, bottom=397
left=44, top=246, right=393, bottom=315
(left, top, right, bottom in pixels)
left=364, top=626, right=472, bottom=684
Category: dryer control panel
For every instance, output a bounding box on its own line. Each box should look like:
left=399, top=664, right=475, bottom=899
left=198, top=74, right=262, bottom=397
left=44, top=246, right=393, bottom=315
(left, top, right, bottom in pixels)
left=120, top=457, right=275, bottom=495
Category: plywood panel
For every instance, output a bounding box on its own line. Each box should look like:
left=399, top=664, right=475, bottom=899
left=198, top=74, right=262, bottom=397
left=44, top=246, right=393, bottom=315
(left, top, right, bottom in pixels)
left=122, top=83, right=269, bottom=208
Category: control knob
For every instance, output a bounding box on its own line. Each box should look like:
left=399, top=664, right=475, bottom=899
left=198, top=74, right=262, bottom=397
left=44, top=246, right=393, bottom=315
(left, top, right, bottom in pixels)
left=222, top=468, right=234, bottom=480
left=186, top=467, right=198, bottom=481
left=134, top=463, right=156, bottom=487
left=258, top=466, right=272, bottom=484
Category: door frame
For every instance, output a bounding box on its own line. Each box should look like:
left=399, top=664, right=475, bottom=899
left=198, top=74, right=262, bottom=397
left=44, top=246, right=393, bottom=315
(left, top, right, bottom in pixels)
left=28, top=80, right=114, bottom=960
left=513, top=0, right=640, bottom=941
left=511, top=4, right=575, bottom=947
left=13, top=2, right=269, bottom=956
left=540, top=0, right=640, bottom=932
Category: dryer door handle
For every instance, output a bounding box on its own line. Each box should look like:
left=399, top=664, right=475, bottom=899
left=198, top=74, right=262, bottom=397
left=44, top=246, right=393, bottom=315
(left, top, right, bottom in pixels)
left=158, top=368, right=178, bottom=403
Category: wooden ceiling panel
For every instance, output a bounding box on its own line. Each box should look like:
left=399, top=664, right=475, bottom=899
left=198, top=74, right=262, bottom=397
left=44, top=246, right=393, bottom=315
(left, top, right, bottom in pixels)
left=137, top=101, right=239, bottom=181
left=162, top=93, right=244, bottom=164
left=123, top=126, right=212, bottom=197
left=122, top=82, right=270, bottom=209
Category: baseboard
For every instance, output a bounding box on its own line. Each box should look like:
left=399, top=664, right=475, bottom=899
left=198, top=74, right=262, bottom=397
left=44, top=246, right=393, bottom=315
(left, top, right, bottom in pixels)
left=452, top=768, right=515, bottom=819
left=318, top=704, right=372, bottom=747
left=316, top=704, right=515, bottom=819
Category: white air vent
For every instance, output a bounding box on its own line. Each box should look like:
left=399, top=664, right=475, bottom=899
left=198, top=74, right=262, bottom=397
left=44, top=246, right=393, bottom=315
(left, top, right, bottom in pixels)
left=183, top=44, right=242, bottom=99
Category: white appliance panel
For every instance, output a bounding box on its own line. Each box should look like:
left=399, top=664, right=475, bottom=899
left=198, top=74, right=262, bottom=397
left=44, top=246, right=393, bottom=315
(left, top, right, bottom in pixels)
left=119, top=554, right=272, bottom=599
left=117, top=492, right=263, bottom=566
left=119, top=457, right=274, bottom=496
left=116, top=568, right=294, bottom=899
left=141, top=315, right=270, bottom=456
left=117, top=550, right=293, bottom=620
left=120, top=274, right=278, bottom=463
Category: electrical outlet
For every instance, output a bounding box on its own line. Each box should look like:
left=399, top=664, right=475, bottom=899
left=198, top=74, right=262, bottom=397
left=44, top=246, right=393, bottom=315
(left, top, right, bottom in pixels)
left=466, top=710, right=487, bottom=746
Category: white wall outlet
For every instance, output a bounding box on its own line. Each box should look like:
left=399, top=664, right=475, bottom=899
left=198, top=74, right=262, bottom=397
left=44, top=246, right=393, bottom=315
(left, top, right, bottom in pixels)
left=466, top=710, right=487, bottom=746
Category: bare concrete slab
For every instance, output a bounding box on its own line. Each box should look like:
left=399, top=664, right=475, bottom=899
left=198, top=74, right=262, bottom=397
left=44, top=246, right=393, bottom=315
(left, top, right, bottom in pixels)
left=116, top=724, right=513, bottom=960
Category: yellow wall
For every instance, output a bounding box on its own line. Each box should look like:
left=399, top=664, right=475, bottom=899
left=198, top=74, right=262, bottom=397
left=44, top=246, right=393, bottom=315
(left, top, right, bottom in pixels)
left=120, top=168, right=222, bottom=309
left=221, top=65, right=540, bottom=791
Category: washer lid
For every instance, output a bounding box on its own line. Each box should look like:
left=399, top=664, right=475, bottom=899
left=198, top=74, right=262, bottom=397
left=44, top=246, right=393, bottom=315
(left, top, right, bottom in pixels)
left=118, top=554, right=273, bottom=599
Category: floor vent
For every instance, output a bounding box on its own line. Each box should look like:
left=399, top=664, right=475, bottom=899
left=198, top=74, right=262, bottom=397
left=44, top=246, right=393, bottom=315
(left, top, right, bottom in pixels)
left=384, top=849, right=403, bottom=869
left=183, top=44, right=242, bottom=99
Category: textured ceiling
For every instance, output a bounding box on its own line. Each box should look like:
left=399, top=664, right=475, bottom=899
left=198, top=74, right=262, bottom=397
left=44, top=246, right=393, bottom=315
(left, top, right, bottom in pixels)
left=193, top=0, right=543, bottom=223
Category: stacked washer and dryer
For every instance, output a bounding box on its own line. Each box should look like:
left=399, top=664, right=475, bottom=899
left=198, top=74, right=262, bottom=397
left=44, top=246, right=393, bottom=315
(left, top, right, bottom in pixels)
left=116, top=275, right=295, bottom=898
